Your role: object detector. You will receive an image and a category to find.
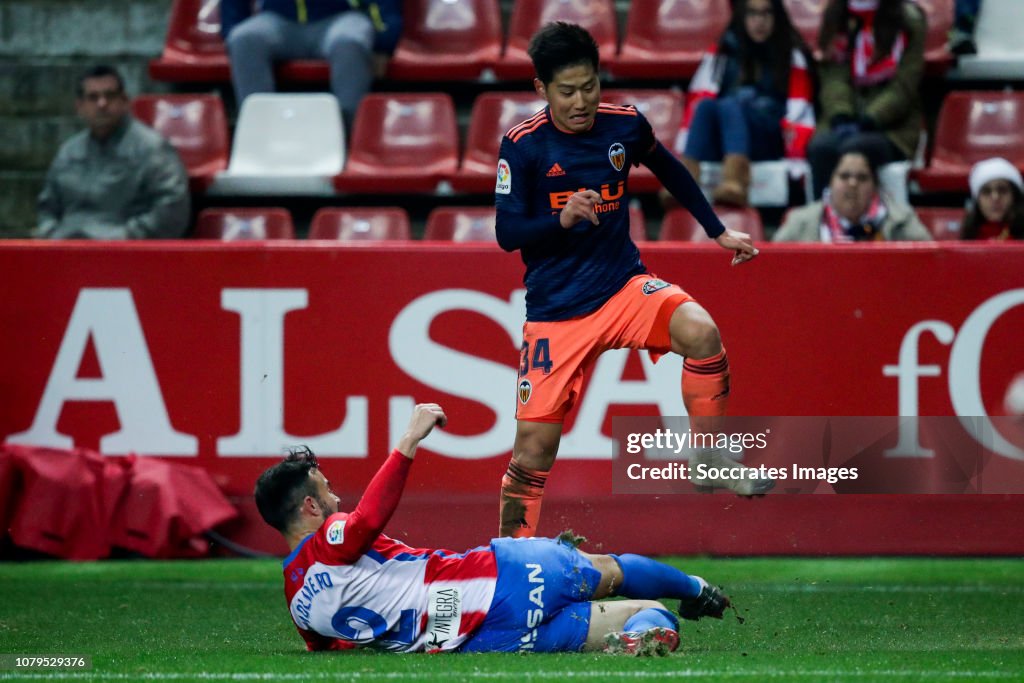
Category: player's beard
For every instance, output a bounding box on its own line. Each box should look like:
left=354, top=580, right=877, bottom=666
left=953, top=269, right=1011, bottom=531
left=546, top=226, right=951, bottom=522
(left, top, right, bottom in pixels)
left=313, top=493, right=337, bottom=520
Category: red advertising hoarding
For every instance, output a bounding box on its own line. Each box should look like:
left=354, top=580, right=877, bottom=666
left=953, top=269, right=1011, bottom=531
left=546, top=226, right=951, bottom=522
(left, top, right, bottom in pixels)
left=1, top=242, right=1022, bottom=555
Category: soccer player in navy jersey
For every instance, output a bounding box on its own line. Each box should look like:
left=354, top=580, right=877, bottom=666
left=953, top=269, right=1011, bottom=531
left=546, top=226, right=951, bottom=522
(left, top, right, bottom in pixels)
left=495, top=22, right=774, bottom=538
left=255, top=403, right=732, bottom=655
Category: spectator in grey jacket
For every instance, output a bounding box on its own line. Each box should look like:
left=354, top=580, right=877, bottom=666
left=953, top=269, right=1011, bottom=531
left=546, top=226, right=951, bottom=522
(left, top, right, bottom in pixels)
left=774, top=149, right=930, bottom=242
left=36, top=66, right=189, bottom=240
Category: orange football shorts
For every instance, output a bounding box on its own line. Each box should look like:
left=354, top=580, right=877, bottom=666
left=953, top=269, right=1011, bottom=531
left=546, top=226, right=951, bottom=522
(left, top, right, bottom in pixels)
left=515, top=273, right=694, bottom=422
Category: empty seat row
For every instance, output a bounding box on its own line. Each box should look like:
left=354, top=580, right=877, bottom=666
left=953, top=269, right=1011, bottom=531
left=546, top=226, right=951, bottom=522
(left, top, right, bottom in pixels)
left=132, top=89, right=684, bottom=196
left=136, top=88, right=1024, bottom=201
left=192, top=204, right=755, bottom=242
left=151, top=0, right=954, bottom=84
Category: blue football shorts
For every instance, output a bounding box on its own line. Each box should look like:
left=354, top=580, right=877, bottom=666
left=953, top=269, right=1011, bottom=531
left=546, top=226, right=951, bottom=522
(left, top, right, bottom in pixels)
left=458, top=537, right=601, bottom=653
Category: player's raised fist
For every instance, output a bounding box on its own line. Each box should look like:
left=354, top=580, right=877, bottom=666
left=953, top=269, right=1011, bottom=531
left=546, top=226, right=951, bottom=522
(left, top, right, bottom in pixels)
left=397, top=404, right=447, bottom=459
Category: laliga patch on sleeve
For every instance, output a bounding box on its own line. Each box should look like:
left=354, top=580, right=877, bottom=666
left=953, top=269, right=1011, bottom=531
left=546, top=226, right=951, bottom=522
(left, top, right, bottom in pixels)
left=495, top=158, right=512, bottom=195
left=326, top=519, right=346, bottom=545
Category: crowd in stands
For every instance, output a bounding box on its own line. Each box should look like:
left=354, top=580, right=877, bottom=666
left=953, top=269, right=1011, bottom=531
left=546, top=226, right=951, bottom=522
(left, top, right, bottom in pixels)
left=32, top=0, right=1022, bottom=243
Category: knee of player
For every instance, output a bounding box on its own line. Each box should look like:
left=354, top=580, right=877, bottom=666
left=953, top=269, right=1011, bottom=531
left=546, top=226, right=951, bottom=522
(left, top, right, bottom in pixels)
left=672, top=314, right=721, bottom=358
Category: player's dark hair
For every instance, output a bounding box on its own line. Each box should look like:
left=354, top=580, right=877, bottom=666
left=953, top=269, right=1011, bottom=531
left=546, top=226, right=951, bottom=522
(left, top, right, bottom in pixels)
left=254, top=446, right=321, bottom=532
left=528, top=21, right=600, bottom=85
left=76, top=64, right=125, bottom=98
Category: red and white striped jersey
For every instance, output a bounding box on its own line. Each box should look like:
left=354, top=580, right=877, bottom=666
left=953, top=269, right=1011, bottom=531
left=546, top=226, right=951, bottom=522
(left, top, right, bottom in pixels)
left=281, top=451, right=498, bottom=653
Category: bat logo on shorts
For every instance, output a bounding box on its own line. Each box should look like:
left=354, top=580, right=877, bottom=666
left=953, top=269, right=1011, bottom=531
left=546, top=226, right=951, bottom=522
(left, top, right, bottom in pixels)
left=642, top=279, right=670, bottom=295
left=518, top=379, right=533, bottom=404
left=608, top=142, right=626, bottom=172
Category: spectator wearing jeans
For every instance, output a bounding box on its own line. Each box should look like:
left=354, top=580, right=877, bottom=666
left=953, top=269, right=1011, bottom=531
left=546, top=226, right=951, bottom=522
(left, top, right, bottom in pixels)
left=674, top=0, right=815, bottom=207
left=221, top=0, right=403, bottom=126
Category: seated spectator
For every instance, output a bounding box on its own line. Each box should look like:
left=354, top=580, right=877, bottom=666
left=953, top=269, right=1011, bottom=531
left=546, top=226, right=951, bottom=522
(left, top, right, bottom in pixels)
left=949, top=0, right=981, bottom=55
left=961, top=157, right=1024, bottom=241
left=36, top=65, right=189, bottom=240
left=806, top=0, right=926, bottom=198
left=773, top=149, right=930, bottom=241
left=674, top=0, right=815, bottom=206
left=221, top=0, right=402, bottom=126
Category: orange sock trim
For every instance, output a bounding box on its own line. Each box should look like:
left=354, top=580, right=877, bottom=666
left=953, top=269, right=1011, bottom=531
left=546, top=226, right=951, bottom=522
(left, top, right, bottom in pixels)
left=682, top=349, right=730, bottom=434
left=499, top=462, right=550, bottom=538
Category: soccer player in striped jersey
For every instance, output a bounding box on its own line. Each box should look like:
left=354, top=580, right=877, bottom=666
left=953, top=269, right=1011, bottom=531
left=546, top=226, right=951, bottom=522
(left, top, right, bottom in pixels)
left=495, top=22, right=774, bottom=538
left=255, top=403, right=731, bottom=655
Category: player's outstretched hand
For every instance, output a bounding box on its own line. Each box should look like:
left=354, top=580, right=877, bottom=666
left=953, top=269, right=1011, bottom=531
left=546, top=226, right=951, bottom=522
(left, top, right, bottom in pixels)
left=715, top=228, right=759, bottom=266
left=559, top=190, right=602, bottom=228
left=397, top=403, right=448, bottom=459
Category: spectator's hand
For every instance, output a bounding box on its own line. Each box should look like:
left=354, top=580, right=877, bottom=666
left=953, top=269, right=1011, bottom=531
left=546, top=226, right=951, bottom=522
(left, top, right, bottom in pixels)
left=397, top=403, right=447, bottom=459
left=715, top=228, right=758, bottom=266
left=559, top=190, right=602, bottom=228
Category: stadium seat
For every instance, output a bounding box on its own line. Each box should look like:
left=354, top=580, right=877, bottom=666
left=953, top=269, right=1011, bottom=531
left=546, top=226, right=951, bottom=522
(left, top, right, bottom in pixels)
left=149, top=0, right=230, bottom=82
left=388, top=0, right=503, bottom=81
left=784, top=0, right=826, bottom=53
left=336, top=93, right=459, bottom=194
left=131, top=93, right=229, bottom=192
left=453, top=91, right=548, bottom=193
left=308, top=207, right=411, bottom=241
left=917, top=0, right=955, bottom=75
left=497, top=0, right=618, bottom=81
left=955, top=0, right=1024, bottom=79
left=628, top=202, right=647, bottom=242
left=659, top=206, right=765, bottom=242
left=604, top=89, right=685, bottom=193
left=911, top=91, right=1024, bottom=194
left=209, top=94, right=344, bottom=196
left=613, top=0, right=731, bottom=79
left=914, top=206, right=963, bottom=241
left=194, top=207, right=296, bottom=240
left=423, top=207, right=497, bottom=242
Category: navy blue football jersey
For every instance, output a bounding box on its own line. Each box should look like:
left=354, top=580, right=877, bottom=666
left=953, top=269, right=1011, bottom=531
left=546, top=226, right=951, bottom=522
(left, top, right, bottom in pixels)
left=495, top=104, right=656, bottom=322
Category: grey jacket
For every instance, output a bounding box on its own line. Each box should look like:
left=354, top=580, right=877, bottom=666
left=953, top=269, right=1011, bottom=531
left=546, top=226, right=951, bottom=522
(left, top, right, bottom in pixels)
left=773, top=199, right=932, bottom=242
left=37, top=117, right=189, bottom=239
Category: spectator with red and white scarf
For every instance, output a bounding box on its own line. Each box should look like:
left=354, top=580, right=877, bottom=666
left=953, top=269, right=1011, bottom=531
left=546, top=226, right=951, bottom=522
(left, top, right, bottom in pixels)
left=673, top=0, right=815, bottom=207
left=774, top=149, right=930, bottom=242
left=806, top=0, right=929, bottom=200
left=807, top=0, right=926, bottom=199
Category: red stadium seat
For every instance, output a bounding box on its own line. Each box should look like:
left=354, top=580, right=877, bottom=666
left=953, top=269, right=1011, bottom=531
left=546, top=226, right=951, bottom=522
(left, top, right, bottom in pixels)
left=914, top=206, right=963, bottom=241
left=131, top=94, right=229, bottom=192
left=917, top=0, right=955, bottom=75
left=308, top=207, right=411, bottom=241
left=784, top=0, right=826, bottom=52
left=453, top=92, right=548, bottom=193
left=497, top=0, right=618, bottom=81
left=337, top=93, right=459, bottom=194
left=659, top=206, right=765, bottom=242
left=149, top=0, right=230, bottom=82
left=628, top=202, right=647, bottom=242
left=388, top=0, right=503, bottom=81
left=423, top=207, right=497, bottom=242
left=604, top=89, right=685, bottom=193
left=613, top=0, right=731, bottom=79
left=912, top=91, right=1024, bottom=194
left=193, top=207, right=295, bottom=240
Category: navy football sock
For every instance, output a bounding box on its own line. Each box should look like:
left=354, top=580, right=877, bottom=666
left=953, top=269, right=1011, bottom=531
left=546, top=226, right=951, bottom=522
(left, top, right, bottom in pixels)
left=623, top=607, right=679, bottom=633
left=611, top=554, right=702, bottom=599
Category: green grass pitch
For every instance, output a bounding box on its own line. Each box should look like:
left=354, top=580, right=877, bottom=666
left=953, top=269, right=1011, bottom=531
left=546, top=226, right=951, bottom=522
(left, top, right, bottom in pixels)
left=1, top=557, right=1022, bottom=682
